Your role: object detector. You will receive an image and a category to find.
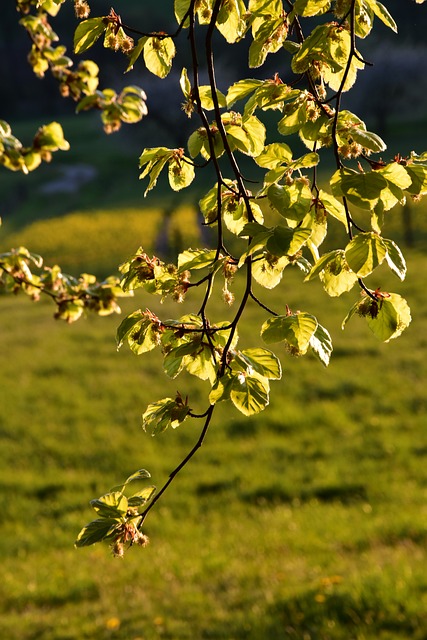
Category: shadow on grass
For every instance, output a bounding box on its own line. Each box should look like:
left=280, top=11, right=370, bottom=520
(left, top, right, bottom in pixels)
left=252, top=587, right=426, bottom=640
left=243, top=483, right=368, bottom=507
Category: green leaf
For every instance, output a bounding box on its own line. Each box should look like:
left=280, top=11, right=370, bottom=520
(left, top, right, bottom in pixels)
left=404, top=164, right=427, bottom=197
left=291, top=24, right=329, bottom=74
left=366, top=0, right=398, bottom=32
left=127, top=487, right=156, bottom=507
left=143, top=37, right=176, bottom=78
left=277, top=99, right=308, bottom=135
left=230, top=373, right=269, bottom=416
left=345, top=233, right=387, bottom=277
left=185, top=346, right=217, bottom=383
left=323, top=29, right=364, bottom=92
left=379, top=162, right=412, bottom=190
left=163, top=348, right=186, bottom=379
left=254, top=142, right=293, bottom=169
left=199, top=185, right=218, bottom=223
left=331, top=168, right=388, bottom=210
left=75, top=518, right=119, bottom=548
left=365, top=294, right=412, bottom=341
left=261, top=312, right=318, bottom=353
left=299, top=113, right=331, bottom=150
left=267, top=181, right=313, bottom=222
left=216, top=0, right=247, bottom=43
left=225, top=114, right=266, bottom=157
left=238, top=227, right=273, bottom=266
left=293, top=0, right=331, bottom=16
left=168, top=156, right=195, bottom=191
left=209, top=374, right=233, bottom=404
left=139, top=147, right=173, bottom=196
left=187, top=129, right=205, bottom=158
left=116, top=309, right=144, bottom=348
left=351, top=128, right=386, bottom=153
left=142, top=397, right=190, bottom=435
left=110, top=469, right=152, bottom=493
left=248, top=16, right=287, bottom=68
left=266, top=225, right=312, bottom=257
left=226, top=79, right=263, bottom=107
left=174, top=0, right=191, bottom=25
left=74, top=18, right=106, bottom=54
left=288, top=152, right=319, bottom=171
left=178, top=248, right=217, bottom=272
left=252, top=255, right=290, bottom=289
left=315, top=251, right=358, bottom=297
left=243, top=115, right=267, bottom=156
left=383, top=238, right=406, bottom=281
left=180, top=67, right=192, bottom=97
left=122, top=469, right=151, bottom=484
left=238, top=348, right=282, bottom=379
left=35, top=122, right=69, bottom=151
left=126, top=36, right=148, bottom=72
left=224, top=201, right=250, bottom=236
left=116, top=310, right=162, bottom=355
left=309, top=323, right=333, bottom=366
left=91, top=492, right=128, bottom=518
left=317, top=190, right=348, bottom=227
left=199, top=86, right=227, bottom=110
left=342, top=292, right=411, bottom=342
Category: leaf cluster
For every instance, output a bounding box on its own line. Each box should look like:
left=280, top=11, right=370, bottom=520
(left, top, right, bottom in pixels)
left=75, top=470, right=155, bottom=556
left=0, top=237, right=129, bottom=322
left=0, top=120, right=69, bottom=173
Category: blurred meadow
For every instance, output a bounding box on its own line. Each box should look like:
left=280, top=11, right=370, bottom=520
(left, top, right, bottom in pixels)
left=2, top=3, right=427, bottom=637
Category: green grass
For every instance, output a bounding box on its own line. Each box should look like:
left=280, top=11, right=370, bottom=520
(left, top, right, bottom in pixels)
left=1, top=239, right=427, bottom=638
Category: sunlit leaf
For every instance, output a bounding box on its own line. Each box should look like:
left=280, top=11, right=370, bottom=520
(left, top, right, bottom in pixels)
left=267, top=181, right=312, bottom=221
left=230, top=373, right=269, bottom=416
left=142, top=397, right=190, bottom=435
left=331, top=168, right=388, bottom=210
left=383, top=238, right=406, bottom=281
left=91, top=492, right=128, bottom=518
left=252, top=255, right=289, bottom=288
left=366, top=0, right=397, bottom=32
left=293, top=0, right=331, bottom=16
left=345, top=232, right=387, bottom=277
left=75, top=518, right=119, bottom=548
left=254, top=142, right=293, bottom=169
left=168, top=156, right=195, bottom=191
left=127, top=487, right=156, bottom=507
left=237, top=348, right=282, bottom=379
left=178, top=248, right=217, bottom=272
left=209, top=374, right=233, bottom=404
left=226, top=78, right=263, bottom=106
left=366, top=295, right=411, bottom=341
left=74, top=18, right=106, bottom=54
left=143, top=37, right=176, bottom=78
left=309, top=323, right=333, bottom=366
left=198, top=86, right=227, bottom=110
left=261, top=313, right=318, bottom=353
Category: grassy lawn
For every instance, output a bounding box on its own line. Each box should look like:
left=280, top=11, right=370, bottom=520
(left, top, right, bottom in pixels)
left=1, top=232, right=427, bottom=638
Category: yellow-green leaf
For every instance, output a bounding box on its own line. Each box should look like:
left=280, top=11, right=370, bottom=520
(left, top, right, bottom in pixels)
left=74, top=17, right=106, bottom=54
left=230, top=373, right=269, bottom=416
left=143, top=37, right=176, bottom=78
left=261, top=313, right=318, bottom=353
left=345, top=232, right=387, bottom=277
left=366, top=294, right=411, bottom=341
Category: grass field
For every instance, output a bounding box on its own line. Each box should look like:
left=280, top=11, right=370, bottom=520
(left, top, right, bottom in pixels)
left=1, top=227, right=427, bottom=638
